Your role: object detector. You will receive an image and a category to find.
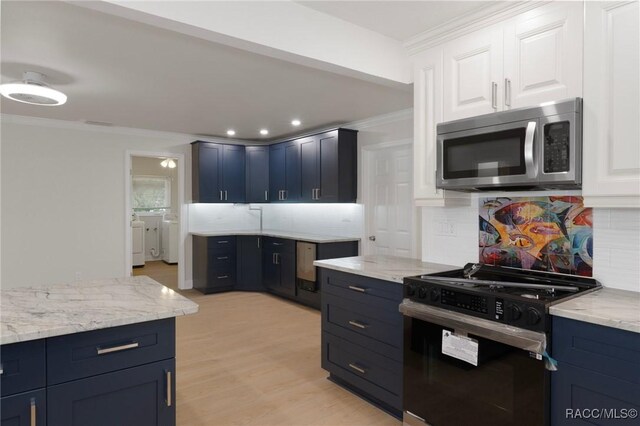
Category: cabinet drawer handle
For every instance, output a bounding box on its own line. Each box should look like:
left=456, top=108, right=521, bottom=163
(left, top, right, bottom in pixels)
left=272, top=242, right=283, bottom=246
left=348, top=285, right=366, bottom=293
left=348, top=363, right=366, bottom=374
left=348, top=320, right=368, bottom=329
left=30, top=398, right=36, bottom=426
left=97, top=342, right=139, bottom=355
left=166, top=370, right=172, bottom=407
left=217, top=240, right=229, bottom=244
left=216, top=256, right=229, bottom=260
left=217, top=275, right=229, bottom=279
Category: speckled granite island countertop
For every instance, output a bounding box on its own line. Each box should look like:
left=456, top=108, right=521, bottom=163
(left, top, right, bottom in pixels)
left=550, top=287, right=640, bottom=334
left=313, top=255, right=457, bottom=284
left=190, top=230, right=360, bottom=244
left=0, top=276, right=199, bottom=345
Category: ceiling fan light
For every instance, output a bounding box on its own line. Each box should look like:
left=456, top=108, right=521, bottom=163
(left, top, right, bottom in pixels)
left=0, top=72, right=67, bottom=106
left=160, top=159, right=169, bottom=168
left=168, top=159, right=177, bottom=169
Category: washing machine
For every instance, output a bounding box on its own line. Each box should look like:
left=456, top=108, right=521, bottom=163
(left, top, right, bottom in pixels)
left=131, top=220, right=145, bottom=267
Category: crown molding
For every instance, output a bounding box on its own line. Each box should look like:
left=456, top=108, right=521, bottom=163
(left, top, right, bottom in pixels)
left=404, top=1, right=551, bottom=55
left=343, top=108, right=413, bottom=131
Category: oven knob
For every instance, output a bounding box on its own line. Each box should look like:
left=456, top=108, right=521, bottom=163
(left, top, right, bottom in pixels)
left=407, top=283, right=417, bottom=297
left=418, top=287, right=428, bottom=299
left=510, top=305, right=522, bottom=321
left=526, top=308, right=542, bottom=325
left=430, top=289, right=440, bottom=302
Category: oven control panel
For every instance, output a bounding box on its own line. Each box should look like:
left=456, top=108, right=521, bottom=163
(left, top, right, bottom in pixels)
left=440, top=289, right=488, bottom=313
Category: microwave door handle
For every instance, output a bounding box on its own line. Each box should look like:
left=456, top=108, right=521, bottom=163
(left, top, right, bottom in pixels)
left=524, top=121, right=537, bottom=177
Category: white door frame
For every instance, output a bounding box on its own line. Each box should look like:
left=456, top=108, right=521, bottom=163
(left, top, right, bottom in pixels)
left=125, top=150, right=187, bottom=289
left=361, top=139, right=419, bottom=258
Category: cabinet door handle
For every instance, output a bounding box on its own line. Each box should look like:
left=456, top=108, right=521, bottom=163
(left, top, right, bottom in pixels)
left=217, top=275, right=229, bottom=279
left=219, top=190, right=223, bottom=201
left=224, top=190, right=228, bottom=201
left=272, top=253, right=276, bottom=264
left=165, top=370, right=172, bottom=407
left=316, top=188, right=321, bottom=199
left=505, top=78, right=511, bottom=107
left=257, top=237, right=261, bottom=249
left=491, top=81, right=498, bottom=109
left=311, top=188, right=316, bottom=200
left=97, top=341, right=139, bottom=355
left=264, top=190, right=268, bottom=201
left=283, top=190, right=288, bottom=200
left=348, top=285, right=366, bottom=293
left=348, top=320, right=368, bottom=329
left=30, top=398, right=36, bottom=426
left=275, top=253, right=280, bottom=265
left=348, top=363, right=366, bottom=374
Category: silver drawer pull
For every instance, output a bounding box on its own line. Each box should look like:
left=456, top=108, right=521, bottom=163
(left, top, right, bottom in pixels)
left=30, top=398, right=36, bottom=426
left=348, top=320, right=368, bottom=329
left=166, top=370, right=172, bottom=407
left=348, top=285, right=366, bottom=293
left=96, top=342, right=139, bottom=355
left=348, top=363, right=366, bottom=374
left=216, top=256, right=229, bottom=260
left=217, top=240, right=229, bottom=244
left=217, top=275, right=229, bottom=279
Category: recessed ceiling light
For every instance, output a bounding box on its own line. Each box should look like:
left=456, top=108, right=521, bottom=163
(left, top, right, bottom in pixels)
left=0, top=71, right=67, bottom=106
left=260, top=129, right=269, bottom=136
left=226, top=129, right=236, bottom=136
left=291, top=119, right=301, bottom=126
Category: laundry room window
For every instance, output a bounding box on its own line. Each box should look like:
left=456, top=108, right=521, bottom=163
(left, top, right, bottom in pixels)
left=132, top=175, right=171, bottom=211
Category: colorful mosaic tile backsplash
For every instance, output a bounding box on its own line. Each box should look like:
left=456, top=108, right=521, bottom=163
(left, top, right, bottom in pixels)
left=479, top=196, right=593, bottom=276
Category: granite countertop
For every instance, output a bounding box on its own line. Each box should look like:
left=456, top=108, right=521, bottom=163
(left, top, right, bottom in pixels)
left=550, top=287, right=640, bottom=334
left=0, top=276, right=199, bottom=345
left=313, top=255, right=457, bottom=284
left=190, top=229, right=360, bottom=243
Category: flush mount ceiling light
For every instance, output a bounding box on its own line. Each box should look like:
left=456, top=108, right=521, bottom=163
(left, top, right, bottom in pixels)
left=226, top=129, right=236, bottom=136
left=259, top=129, right=269, bottom=136
left=0, top=71, right=67, bottom=106
left=291, top=119, right=301, bottom=126
left=160, top=158, right=177, bottom=169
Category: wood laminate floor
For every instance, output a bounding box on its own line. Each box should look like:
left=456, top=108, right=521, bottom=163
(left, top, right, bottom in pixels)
left=133, top=262, right=399, bottom=426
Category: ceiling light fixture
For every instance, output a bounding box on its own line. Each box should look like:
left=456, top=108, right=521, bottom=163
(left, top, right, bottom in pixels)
left=0, top=71, right=67, bottom=106
left=160, top=158, right=177, bottom=169
left=260, top=129, right=269, bottom=136
left=226, top=129, right=236, bottom=136
left=291, top=119, right=301, bottom=126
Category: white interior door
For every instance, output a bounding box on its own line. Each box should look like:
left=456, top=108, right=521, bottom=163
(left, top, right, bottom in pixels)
left=365, top=143, right=416, bottom=258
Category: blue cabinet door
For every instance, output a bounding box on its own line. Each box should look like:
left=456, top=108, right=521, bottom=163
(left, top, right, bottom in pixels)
left=246, top=146, right=270, bottom=203
left=300, top=136, right=319, bottom=202
left=318, top=131, right=340, bottom=202
left=283, top=141, right=301, bottom=202
left=192, top=142, right=223, bottom=203
left=237, top=236, right=263, bottom=291
left=222, top=145, right=245, bottom=203
left=0, top=340, right=45, bottom=397
left=262, top=240, right=280, bottom=291
left=1, top=389, right=46, bottom=426
left=269, top=144, right=286, bottom=202
left=47, top=359, right=175, bottom=426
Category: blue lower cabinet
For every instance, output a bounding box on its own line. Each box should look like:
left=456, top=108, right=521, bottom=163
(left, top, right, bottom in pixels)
left=551, top=317, right=640, bottom=425
left=1, top=389, right=46, bottom=426
left=0, top=339, right=45, bottom=397
left=47, top=358, right=175, bottom=426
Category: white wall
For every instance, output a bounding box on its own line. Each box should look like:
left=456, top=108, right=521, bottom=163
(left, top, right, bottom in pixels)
left=0, top=116, right=193, bottom=288
left=421, top=194, right=640, bottom=292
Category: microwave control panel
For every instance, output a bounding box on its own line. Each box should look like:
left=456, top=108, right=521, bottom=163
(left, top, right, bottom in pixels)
left=543, top=121, right=570, bottom=173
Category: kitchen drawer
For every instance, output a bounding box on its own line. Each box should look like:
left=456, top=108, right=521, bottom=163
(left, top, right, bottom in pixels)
left=210, top=252, right=236, bottom=268
left=323, top=293, right=401, bottom=349
left=0, top=340, right=45, bottom=397
left=47, top=318, right=175, bottom=385
left=321, top=269, right=403, bottom=303
left=47, top=358, right=175, bottom=426
left=208, top=269, right=236, bottom=288
left=207, top=236, right=236, bottom=252
left=1, top=389, right=46, bottom=426
left=322, top=331, right=401, bottom=411
left=552, top=317, right=640, bottom=384
left=264, top=237, right=295, bottom=253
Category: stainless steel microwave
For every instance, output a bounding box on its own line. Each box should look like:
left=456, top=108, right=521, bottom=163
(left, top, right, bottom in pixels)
left=436, top=98, right=582, bottom=191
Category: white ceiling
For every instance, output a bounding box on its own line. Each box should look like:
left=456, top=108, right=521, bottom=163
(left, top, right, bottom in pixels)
left=297, top=1, right=494, bottom=42
left=0, top=1, right=412, bottom=140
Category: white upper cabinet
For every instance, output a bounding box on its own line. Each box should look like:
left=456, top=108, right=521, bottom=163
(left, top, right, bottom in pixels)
left=443, top=27, right=503, bottom=121
left=583, top=1, right=640, bottom=208
left=503, top=2, right=583, bottom=109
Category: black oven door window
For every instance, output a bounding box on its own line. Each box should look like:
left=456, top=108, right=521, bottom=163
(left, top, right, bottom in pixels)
left=404, top=318, right=546, bottom=426
left=443, top=128, right=527, bottom=179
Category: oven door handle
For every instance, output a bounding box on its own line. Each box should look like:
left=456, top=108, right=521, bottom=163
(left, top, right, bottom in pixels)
left=524, top=121, right=537, bottom=178
left=399, top=299, right=547, bottom=354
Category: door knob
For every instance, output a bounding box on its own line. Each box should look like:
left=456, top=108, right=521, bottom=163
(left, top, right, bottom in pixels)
left=368, top=236, right=376, bottom=241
